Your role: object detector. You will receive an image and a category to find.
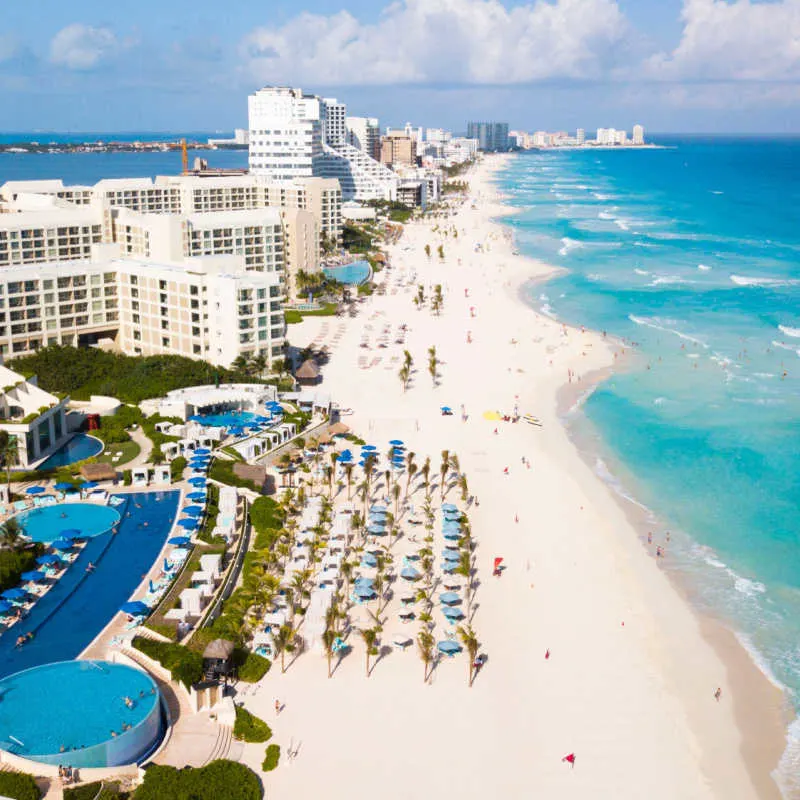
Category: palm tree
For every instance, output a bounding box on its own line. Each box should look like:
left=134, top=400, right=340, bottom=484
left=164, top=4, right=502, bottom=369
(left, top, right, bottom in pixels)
left=273, top=624, right=296, bottom=674
left=359, top=627, right=378, bottom=677
left=432, top=284, right=444, bottom=316
left=455, top=551, right=473, bottom=618
left=417, top=630, right=435, bottom=683
left=421, top=458, right=431, bottom=500
left=232, top=354, right=251, bottom=375
left=416, top=285, right=425, bottom=307
left=0, top=517, right=22, bottom=550
left=322, top=627, right=337, bottom=678
left=458, top=474, right=469, bottom=503
left=290, top=572, right=306, bottom=617
left=439, top=449, right=450, bottom=501
left=392, top=483, right=402, bottom=517
left=399, top=363, right=411, bottom=392
left=457, top=625, right=480, bottom=687
left=250, top=353, right=267, bottom=378
left=424, top=244, right=431, bottom=258
left=344, top=463, right=355, bottom=499
left=0, top=432, right=19, bottom=496
left=403, top=350, right=413, bottom=371
left=449, top=453, right=460, bottom=477
left=427, top=346, right=438, bottom=387
left=324, top=465, right=334, bottom=499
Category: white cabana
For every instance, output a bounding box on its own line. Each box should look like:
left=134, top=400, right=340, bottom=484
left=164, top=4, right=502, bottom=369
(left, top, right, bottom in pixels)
left=131, top=467, right=149, bottom=487
left=153, top=465, right=171, bottom=485
left=200, top=553, right=222, bottom=578
left=179, top=587, right=205, bottom=617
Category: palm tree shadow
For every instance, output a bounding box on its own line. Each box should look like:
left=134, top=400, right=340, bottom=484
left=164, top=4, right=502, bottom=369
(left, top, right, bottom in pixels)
left=369, top=644, right=393, bottom=676
left=332, top=645, right=353, bottom=676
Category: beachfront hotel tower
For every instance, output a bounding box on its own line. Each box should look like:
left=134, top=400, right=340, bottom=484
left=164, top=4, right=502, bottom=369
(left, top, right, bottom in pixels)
left=466, top=122, right=510, bottom=152
left=248, top=87, right=398, bottom=202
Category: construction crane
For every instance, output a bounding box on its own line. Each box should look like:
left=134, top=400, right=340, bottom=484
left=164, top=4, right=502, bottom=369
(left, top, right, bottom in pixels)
left=181, top=138, right=189, bottom=175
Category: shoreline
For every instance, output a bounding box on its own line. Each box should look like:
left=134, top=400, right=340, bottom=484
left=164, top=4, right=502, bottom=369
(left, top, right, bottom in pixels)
left=490, top=153, right=791, bottom=797
left=243, top=153, right=787, bottom=800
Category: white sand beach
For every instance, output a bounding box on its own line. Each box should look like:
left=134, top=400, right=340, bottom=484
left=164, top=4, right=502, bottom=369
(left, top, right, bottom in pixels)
left=241, top=155, right=788, bottom=800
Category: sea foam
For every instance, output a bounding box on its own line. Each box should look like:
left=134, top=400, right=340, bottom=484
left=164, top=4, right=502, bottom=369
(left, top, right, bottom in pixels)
left=778, top=325, right=800, bottom=338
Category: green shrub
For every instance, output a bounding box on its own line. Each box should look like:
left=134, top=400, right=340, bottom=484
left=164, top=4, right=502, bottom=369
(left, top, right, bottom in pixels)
left=132, top=636, right=203, bottom=689
left=170, top=456, right=187, bottom=481
left=0, top=772, right=41, bottom=800
left=64, top=781, right=124, bottom=800
left=262, top=744, right=280, bottom=772
left=233, top=705, right=272, bottom=743
left=208, top=460, right=261, bottom=492
left=133, top=760, right=261, bottom=800
left=236, top=651, right=271, bottom=683
left=8, top=346, right=257, bottom=404
left=0, top=546, right=43, bottom=593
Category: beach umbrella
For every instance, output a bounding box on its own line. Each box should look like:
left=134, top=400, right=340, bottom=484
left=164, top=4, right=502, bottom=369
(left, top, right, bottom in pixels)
left=367, top=525, right=387, bottom=536
left=442, top=503, right=458, bottom=512
left=149, top=580, right=156, bottom=594
left=389, top=439, right=404, bottom=447
left=26, top=486, right=46, bottom=495
left=437, top=640, right=462, bottom=656
left=187, top=491, right=207, bottom=501
left=441, top=561, right=458, bottom=573
left=178, top=518, right=199, bottom=530
left=194, top=448, right=211, bottom=455
left=443, top=530, right=461, bottom=542
left=443, top=606, right=465, bottom=621
left=51, top=539, right=74, bottom=550
left=400, top=567, right=420, bottom=581
left=189, top=415, right=204, bottom=422
left=21, top=571, right=46, bottom=582
left=1, top=588, right=28, bottom=601
left=442, top=520, right=461, bottom=531
left=362, top=444, right=377, bottom=451
left=0, top=600, right=12, bottom=614
left=354, top=576, right=374, bottom=587
left=169, top=536, right=192, bottom=547
left=54, top=482, right=74, bottom=491
left=182, top=505, right=203, bottom=517
left=442, top=548, right=460, bottom=559
left=120, top=601, right=149, bottom=617
left=37, top=554, right=60, bottom=566
left=188, top=477, right=207, bottom=486
left=439, top=591, right=460, bottom=605
left=361, top=553, right=378, bottom=568
left=189, top=459, right=209, bottom=467
left=371, top=504, right=387, bottom=513
left=353, top=586, right=376, bottom=600
left=59, top=529, right=81, bottom=539
left=81, top=481, right=98, bottom=490
left=229, top=427, right=245, bottom=437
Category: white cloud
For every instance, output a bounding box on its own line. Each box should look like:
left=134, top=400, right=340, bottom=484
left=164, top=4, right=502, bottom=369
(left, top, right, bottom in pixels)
left=648, top=0, right=800, bottom=81
left=241, top=0, right=630, bottom=86
left=50, top=24, right=118, bottom=70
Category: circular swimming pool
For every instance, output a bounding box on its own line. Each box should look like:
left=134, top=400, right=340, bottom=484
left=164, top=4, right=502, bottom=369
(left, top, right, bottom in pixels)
left=37, top=434, right=104, bottom=470
left=0, top=660, right=164, bottom=768
left=16, top=503, right=121, bottom=543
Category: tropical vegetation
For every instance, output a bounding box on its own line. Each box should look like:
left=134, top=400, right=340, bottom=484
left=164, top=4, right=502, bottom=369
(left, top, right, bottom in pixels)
left=132, top=760, right=261, bottom=800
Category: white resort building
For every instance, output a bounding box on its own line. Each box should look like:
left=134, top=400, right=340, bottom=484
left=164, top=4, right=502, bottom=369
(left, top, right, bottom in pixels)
left=0, top=173, right=344, bottom=367
left=0, top=362, right=71, bottom=467
left=248, top=87, right=398, bottom=202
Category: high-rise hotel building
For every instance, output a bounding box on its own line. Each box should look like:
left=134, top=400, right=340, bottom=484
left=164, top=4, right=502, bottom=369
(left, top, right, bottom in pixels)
left=0, top=173, right=343, bottom=367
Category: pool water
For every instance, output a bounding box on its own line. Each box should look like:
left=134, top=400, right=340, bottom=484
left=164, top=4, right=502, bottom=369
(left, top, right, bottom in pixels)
left=0, top=660, right=162, bottom=767
left=192, top=410, right=259, bottom=428
left=37, top=434, right=103, bottom=470
left=16, top=503, right=121, bottom=543
left=323, top=260, right=371, bottom=285
left=0, top=491, right=179, bottom=679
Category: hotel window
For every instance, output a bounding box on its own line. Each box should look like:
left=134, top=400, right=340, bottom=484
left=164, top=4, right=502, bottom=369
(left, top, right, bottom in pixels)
left=161, top=337, right=170, bottom=347
left=130, top=275, right=138, bottom=285
left=133, top=331, right=141, bottom=341
left=193, top=344, right=201, bottom=355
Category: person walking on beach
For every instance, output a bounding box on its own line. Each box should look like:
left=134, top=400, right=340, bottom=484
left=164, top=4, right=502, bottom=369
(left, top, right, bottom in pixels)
left=275, top=699, right=281, bottom=715
left=714, top=687, right=722, bottom=702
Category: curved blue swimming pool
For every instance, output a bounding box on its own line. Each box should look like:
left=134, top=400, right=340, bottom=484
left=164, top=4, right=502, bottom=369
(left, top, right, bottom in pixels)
left=37, top=434, right=104, bottom=470
left=323, top=260, right=371, bottom=285
left=0, top=660, right=163, bottom=767
left=16, top=503, right=121, bottom=543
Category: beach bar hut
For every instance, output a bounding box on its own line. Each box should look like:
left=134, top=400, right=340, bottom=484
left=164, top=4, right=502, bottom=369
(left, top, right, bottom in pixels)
left=295, top=359, right=321, bottom=386
left=203, top=638, right=236, bottom=682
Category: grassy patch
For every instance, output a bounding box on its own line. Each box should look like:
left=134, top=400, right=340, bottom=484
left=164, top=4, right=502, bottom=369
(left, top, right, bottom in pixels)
left=208, top=460, right=262, bottom=492
left=95, top=438, right=141, bottom=466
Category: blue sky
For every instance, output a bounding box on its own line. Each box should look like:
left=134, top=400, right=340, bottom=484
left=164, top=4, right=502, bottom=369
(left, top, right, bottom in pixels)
left=0, top=0, right=797, bottom=133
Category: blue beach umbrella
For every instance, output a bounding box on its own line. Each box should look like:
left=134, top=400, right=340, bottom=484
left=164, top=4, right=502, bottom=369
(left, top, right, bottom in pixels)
left=400, top=567, right=421, bottom=581
left=194, top=448, right=211, bottom=455
left=189, top=415, right=204, bottom=422
left=168, top=536, right=191, bottom=547
left=354, top=576, right=374, bottom=587
left=367, top=525, right=387, bottom=536
left=120, top=601, right=149, bottom=617
left=229, top=427, right=245, bottom=437
left=361, top=553, right=378, bottom=568
left=50, top=539, right=73, bottom=551
left=188, top=477, right=207, bottom=486
left=443, top=606, right=465, bottom=621
left=0, top=600, right=12, bottom=614
left=354, top=585, right=376, bottom=600
left=439, top=591, right=460, bottom=605
left=21, top=571, right=46, bottom=582
left=54, top=482, right=74, bottom=491
left=361, top=445, right=377, bottom=452
left=182, top=505, right=203, bottom=517
left=443, top=530, right=461, bottom=541
left=1, top=588, right=28, bottom=601
left=178, top=518, right=199, bottom=530
left=441, top=561, right=458, bottom=574
left=59, top=529, right=81, bottom=539
left=442, top=548, right=460, bottom=559
left=187, top=491, right=207, bottom=501
left=371, top=504, right=387, bottom=513
left=37, top=554, right=61, bottom=566
left=26, top=486, right=46, bottom=495
left=437, top=640, right=462, bottom=656
left=442, top=503, right=458, bottom=512
left=441, top=406, right=453, bottom=414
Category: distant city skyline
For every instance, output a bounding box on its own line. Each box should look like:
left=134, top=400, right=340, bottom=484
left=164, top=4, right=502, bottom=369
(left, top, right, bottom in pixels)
left=0, top=0, right=797, bottom=133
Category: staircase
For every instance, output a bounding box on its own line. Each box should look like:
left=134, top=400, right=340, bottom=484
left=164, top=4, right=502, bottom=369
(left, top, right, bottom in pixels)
left=202, top=723, right=233, bottom=765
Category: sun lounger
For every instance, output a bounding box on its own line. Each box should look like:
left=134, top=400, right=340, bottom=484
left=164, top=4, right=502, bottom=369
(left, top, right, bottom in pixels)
left=14, top=501, right=28, bottom=512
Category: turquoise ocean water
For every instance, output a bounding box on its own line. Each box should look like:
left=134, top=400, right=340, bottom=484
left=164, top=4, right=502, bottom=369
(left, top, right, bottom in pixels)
left=498, top=137, right=800, bottom=794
